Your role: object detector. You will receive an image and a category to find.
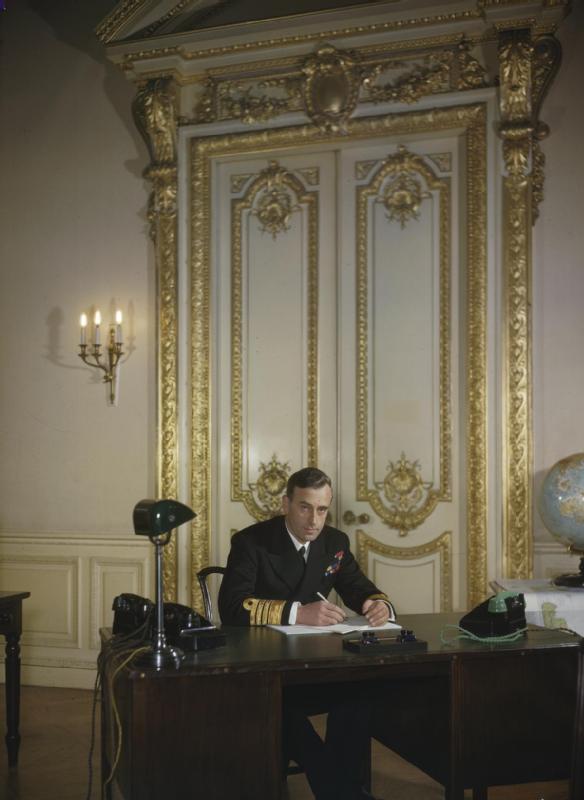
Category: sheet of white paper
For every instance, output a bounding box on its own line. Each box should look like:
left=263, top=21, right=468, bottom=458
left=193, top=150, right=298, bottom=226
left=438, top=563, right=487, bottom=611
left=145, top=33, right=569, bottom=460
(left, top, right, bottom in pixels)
left=268, top=615, right=402, bottom=636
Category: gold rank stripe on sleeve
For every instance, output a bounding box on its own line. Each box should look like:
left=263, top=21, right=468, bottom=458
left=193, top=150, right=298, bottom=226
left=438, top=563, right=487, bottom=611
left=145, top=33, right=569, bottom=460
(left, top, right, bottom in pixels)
left=367, top=593, right=389, bottom=602
left=243, top=597, right=286, bottom=625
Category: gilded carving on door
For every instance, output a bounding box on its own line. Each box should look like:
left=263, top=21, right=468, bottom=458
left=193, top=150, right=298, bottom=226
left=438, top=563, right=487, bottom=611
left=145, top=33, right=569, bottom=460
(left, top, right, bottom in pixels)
left=356, top=145, right=452, bottom=537
left=230, top=161, right=319, bottom=521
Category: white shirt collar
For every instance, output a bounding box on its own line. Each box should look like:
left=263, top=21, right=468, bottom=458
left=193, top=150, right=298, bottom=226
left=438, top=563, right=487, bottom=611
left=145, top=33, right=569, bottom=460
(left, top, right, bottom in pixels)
left=285, top=520, right=310, bottom=558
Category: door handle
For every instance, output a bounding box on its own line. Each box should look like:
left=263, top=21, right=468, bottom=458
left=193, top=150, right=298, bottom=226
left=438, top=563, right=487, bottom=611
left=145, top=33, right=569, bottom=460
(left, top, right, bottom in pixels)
left=342, top=510, right=370, bottom=526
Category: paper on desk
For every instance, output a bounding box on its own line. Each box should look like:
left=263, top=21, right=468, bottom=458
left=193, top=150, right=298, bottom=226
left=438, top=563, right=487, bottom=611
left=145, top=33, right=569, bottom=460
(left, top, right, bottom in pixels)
left=268, top=615, right=402, bottom=635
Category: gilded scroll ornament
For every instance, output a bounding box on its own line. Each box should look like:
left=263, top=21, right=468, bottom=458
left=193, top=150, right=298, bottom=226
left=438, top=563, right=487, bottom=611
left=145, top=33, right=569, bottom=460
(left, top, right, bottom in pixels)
left=193, top=41, right=488, bottom=129
left=231, top=173, right=255, bottom=194
left=250, top=161, right=301, bottom=238
left=378, top=170, right=431, bottom=228
left=133, top=77, right=177, bottom=165
left=374, top=453, right=440, bottom=537
left=251, top=162, right=301, bottom=239
left=133, top=77, right=180, bottom=601
left=427, top=153, right=452, bottom=173
left=301, top=45, right=361, bottom=133
left=363, top=54, right=449, bottom=104
left=363, top=40, right=486, bottom=104
left=498, top=29, right=533, bottom=582
left=355, top=160, right=379, bottom=181
left=247, top=455, right=291, bottom=520
left=220, top=78, right=302, bottom=125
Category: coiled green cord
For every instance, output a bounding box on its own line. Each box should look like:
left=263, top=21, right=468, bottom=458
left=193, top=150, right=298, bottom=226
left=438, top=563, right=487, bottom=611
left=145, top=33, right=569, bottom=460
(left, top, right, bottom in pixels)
left=440, top=624, right=528, bottom=645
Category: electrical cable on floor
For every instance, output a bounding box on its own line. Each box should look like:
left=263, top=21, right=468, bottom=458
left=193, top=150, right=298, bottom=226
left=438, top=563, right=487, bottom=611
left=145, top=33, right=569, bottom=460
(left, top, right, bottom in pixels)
left=85, top=616, right=153, bottom=800
left=83, top=667, right=101, bottom=800
left=103, top=645, right=151, bottom=787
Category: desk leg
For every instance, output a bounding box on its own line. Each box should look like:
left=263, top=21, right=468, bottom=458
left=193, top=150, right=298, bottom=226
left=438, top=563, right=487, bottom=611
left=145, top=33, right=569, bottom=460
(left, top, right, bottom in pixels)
left=570, top=644, right=584, bottom=799
left=4, top=633, right=22, bottom=768
left=445, top=657, right=465, bottom=800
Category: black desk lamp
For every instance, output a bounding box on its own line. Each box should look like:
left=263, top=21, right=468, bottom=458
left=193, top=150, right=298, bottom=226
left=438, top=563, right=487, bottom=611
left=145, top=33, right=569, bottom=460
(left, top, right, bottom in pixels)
left=132, top=498, right=196, bottom=670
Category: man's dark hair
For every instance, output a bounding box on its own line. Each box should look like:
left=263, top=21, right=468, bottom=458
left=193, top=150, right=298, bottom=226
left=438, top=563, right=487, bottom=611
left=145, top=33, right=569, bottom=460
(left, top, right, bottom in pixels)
left=286, top=467, right=332, bottom=498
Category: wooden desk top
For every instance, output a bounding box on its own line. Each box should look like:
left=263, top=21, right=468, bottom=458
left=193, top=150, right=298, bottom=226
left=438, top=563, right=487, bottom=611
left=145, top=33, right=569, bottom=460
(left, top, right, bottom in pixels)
left=111, top=612, right=582, bottom=681
left=0, top=591, right=31, bottom=604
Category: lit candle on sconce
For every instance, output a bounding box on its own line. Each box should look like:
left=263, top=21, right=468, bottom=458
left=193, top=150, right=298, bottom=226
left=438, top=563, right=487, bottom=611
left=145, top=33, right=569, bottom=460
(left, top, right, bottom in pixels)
left=80, top=313, right=87, bottom=346
left=115, top=309, right=123, bottom=344
left=77, top=305, right=125, bottom=406
left=94, top=310, right=102, bottom=346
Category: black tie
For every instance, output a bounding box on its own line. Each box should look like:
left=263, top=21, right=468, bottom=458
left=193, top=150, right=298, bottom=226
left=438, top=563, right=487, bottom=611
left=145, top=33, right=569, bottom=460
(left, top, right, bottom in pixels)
left=298, top=546, right=306, bottom=568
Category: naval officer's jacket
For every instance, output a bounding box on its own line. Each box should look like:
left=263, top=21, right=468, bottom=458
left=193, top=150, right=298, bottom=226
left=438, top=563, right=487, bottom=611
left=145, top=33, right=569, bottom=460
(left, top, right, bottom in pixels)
left=218, top=515, right=389, bottom=626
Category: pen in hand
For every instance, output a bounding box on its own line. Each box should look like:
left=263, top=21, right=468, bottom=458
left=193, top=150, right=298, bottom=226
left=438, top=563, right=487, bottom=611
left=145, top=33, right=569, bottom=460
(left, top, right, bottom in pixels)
left=316, top=592, right=347, bottom=620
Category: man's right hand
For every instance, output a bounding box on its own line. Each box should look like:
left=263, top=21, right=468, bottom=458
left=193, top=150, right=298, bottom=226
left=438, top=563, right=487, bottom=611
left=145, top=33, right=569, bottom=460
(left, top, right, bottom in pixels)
left=296, top=600, right=347, bottom=626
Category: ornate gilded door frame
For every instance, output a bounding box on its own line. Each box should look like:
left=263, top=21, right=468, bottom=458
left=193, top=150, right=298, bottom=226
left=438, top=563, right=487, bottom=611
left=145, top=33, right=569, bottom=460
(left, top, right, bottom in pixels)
left=132, top=77, right=180, bottom=601
left=188, top=103, right=487, bottom=610
left=118, top=17, right=564, bottom=609
left=497, top=28, right=562, bottom=582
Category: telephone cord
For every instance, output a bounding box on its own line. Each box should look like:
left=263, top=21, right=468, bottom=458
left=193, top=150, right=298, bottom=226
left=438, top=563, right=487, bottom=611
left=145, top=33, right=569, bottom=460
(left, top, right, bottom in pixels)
left=440, top=624, right=528, bottom=645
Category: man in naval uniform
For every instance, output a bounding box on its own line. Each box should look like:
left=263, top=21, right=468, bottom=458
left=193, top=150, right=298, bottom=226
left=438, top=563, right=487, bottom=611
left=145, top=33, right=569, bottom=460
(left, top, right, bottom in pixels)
left=219, top=467, right=394, bottom=800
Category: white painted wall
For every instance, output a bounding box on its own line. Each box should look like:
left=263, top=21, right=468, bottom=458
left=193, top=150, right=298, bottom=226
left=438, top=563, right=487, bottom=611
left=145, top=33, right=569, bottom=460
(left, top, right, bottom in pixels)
left=533, top=2, right=584, bottom=552
left=0, top=2, right=155, bottom=685
left=0, top=1, right=155, bottom=535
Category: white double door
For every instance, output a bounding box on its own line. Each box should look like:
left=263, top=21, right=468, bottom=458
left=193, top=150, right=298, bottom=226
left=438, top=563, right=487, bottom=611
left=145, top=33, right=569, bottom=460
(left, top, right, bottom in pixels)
left=209, top=131, right=466, bottom=614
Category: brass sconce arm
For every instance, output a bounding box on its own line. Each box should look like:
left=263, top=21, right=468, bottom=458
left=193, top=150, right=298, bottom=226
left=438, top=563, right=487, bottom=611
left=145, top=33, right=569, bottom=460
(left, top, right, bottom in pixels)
left=78, top=310, right=124, bottom=405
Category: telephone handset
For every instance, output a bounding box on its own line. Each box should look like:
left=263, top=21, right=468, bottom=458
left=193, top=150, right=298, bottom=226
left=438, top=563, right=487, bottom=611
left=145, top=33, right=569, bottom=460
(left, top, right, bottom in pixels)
left=459, top=591, right=527, bottom=639
left=111, top=593, right=225, bottom=650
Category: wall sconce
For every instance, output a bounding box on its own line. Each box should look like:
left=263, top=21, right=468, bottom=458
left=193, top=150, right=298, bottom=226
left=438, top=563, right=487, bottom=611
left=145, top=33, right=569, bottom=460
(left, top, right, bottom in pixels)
left=78, top=309, right=124, bottom=405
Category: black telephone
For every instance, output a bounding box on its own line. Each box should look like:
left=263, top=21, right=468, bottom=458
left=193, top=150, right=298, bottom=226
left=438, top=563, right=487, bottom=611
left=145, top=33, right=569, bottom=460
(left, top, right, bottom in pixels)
left=112, top=593, right=225, bottom=651
left=459, top=591, right=527, bottom=639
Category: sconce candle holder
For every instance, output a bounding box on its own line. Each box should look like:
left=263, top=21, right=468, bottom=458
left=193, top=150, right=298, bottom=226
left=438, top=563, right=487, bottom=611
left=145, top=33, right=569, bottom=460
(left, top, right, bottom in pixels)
left=78, top=310, right=123, bottom=405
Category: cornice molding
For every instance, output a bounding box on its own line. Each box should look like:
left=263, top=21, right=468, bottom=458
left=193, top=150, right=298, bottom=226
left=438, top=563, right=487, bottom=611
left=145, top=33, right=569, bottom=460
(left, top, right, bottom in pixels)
left=98, top=0, right=570, bottom=77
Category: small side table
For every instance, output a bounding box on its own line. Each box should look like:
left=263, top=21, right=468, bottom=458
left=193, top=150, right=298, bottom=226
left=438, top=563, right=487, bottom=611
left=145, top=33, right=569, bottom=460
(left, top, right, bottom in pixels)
left=492, top=578, right=584, bottom=635
left=0, top=591, right=30, bottom=767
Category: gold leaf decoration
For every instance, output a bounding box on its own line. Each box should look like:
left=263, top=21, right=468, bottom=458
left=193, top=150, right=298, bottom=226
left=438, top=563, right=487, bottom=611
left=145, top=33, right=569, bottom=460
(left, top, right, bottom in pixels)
left=133, top=78, right=180, bottom=602
left=250, top=161, right=301, bottom=238
left=247, top=455, right=292, bottom=519
left=378, top=167, right=431, bottom=228
left=373, top=453, right=440, bottom=537
left=498, top=29, right=533, bottom=583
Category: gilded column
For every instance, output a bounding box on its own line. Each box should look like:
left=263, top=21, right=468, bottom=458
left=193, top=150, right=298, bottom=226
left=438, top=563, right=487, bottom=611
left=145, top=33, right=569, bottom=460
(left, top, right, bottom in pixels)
left=133, top=77, right=179, bottom=600
left=498, top=30, right=533, bottom=580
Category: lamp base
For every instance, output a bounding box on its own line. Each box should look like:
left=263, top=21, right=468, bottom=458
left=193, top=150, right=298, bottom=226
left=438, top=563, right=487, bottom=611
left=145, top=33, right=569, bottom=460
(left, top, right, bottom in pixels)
left=133, top=644, right=184, bottom=671
left=552, top=556, right=584, bottom=588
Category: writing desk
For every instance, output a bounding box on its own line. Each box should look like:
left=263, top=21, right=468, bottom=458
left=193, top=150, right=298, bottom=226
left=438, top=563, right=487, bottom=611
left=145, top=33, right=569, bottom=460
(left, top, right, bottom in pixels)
left=0, top=591, right=30, bottom=767
left=100, top=613, right=583, bottom=800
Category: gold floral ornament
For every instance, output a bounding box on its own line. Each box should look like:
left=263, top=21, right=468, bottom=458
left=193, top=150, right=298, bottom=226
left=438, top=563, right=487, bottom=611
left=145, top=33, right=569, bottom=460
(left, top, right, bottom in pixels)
left=248, top=455, right=291, bottom=519
left=253, top=187, right=298, bottom=238
left=373, top=453, right=439, bottom=537
left=378, top=170, right=431, bottom=228
left=251, top=161, right=300, bottom=238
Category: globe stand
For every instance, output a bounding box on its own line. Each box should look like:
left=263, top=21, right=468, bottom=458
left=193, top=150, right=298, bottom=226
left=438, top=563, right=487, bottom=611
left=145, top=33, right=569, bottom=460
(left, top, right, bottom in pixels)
left=553, top=549, right=584, bottom=588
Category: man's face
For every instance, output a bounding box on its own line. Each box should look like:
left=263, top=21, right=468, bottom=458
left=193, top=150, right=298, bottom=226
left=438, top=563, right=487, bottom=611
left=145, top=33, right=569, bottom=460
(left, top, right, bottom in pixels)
left=283, top=484, right=332, bottom=544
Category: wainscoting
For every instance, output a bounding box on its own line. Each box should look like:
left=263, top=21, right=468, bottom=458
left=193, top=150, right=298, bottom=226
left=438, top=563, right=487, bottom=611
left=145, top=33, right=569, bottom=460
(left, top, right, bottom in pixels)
left=0, top=533, right=152, bottom=688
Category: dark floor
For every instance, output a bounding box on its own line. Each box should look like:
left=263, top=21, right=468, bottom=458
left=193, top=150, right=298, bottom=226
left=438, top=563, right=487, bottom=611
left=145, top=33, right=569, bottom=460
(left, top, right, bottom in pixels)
left=0, top=686, right=570, bottom=800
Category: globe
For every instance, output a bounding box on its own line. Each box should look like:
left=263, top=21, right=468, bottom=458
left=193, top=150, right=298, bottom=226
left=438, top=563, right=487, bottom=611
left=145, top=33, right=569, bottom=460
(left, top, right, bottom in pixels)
left=539, top=452, right=584, bottom=586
